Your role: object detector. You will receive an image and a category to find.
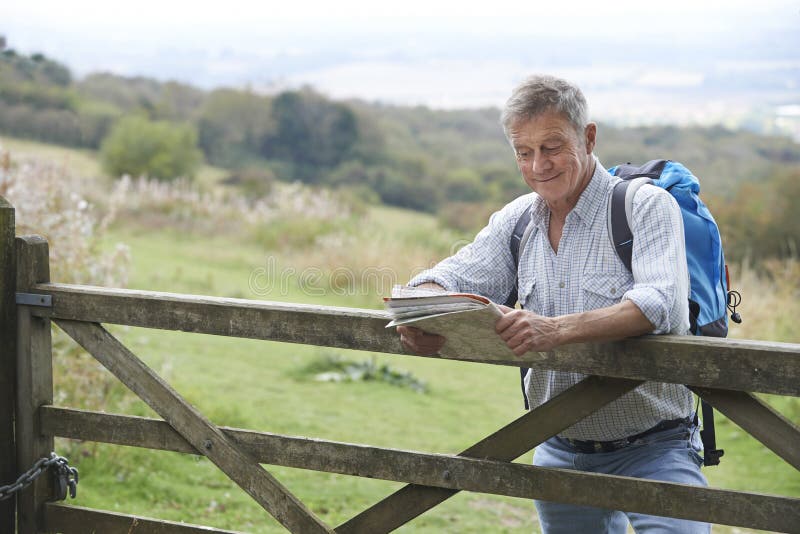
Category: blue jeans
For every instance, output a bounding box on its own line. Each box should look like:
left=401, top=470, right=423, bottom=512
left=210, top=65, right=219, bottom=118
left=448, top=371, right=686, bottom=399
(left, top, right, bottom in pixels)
left=533, top=423, right=711, bottom=533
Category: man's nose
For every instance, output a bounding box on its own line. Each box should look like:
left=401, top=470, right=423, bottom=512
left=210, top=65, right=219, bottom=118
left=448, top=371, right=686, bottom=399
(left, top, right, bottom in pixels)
left=530, top=153, right=552, bottom=174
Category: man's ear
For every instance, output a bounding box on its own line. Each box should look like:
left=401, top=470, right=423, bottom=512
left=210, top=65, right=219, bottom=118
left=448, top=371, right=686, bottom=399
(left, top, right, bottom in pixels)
left=584, top=122, right=597, bottom=154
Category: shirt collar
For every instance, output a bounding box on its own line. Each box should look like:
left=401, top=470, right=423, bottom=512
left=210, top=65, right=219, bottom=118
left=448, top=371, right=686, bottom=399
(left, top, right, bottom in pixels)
left=528, top=155, right=613, bottom=228
left=572, top=156, right=613, bottom=226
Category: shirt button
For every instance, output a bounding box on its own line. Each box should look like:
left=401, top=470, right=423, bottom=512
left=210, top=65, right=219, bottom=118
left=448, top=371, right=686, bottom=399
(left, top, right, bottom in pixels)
left=610, top=287, right=616, bottom=295
left=559, top=282, right=565, bottom=289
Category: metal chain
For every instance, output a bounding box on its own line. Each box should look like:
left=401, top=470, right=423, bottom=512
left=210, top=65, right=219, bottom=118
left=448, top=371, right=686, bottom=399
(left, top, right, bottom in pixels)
left=0, top=453, right=79, bottom=501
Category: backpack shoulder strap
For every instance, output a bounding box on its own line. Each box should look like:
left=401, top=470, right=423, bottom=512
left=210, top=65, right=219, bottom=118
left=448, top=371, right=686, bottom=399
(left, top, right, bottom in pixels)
left=508, top=206, right=535, bottom=409
left=608, top=160, right=666, bottom=272
left=700, top=397, right=724, bottom=466
left=608, top=177, right=651, bottom=273
left=510, top=207, right=534, bottom=270
left=614, top=159, right=669, bottom=180
left=505, top=207, right=534, bottom=307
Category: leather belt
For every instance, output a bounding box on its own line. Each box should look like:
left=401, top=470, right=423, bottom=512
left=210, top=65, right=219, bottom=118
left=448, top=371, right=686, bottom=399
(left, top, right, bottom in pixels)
left=562, top=417, right=692, bottom=454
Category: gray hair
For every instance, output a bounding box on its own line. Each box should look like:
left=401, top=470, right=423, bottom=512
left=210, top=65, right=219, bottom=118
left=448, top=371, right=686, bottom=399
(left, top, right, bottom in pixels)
left=500, top=75, right=589, bottom=138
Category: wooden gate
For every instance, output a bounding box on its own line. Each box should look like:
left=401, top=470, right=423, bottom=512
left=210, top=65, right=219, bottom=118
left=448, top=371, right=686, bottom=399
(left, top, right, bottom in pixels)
left=2, top=201, right=799, bottom=532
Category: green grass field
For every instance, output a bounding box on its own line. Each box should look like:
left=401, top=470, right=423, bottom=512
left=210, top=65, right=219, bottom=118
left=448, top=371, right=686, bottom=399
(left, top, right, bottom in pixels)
left=65, top=225, right=538, bottom=533
left=4, top=135, right=798, bottom=533
left=67, top=222, right=796, bottom=533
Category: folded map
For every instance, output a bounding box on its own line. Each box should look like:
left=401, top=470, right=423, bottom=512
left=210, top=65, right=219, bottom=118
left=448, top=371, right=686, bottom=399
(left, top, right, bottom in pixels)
left=383, top=285, right=518, bottom=360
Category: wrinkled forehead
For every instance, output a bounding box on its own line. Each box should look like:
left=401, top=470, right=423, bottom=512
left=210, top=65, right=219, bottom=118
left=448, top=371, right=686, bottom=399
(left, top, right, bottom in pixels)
left=507, top=111, right=582, bottom=142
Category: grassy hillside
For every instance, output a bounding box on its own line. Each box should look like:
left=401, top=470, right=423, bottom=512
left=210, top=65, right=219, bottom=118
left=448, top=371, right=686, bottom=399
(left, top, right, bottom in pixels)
left=2, top=136, right=798, bottom=533
left=82, top=216, right=799, bottom=533
left=0, top=136, right=227, bottom=189
left=77, top=220, right=537, bottom=533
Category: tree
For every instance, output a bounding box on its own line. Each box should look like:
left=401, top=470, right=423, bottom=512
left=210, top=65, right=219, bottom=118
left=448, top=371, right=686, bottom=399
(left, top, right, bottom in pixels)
left=441, top=168, right=486, bottom=202
left=197, top=89, right=274, bottom=167
left=710, top=166, right=800, bottom=262
left=100, top=115, right=202, bottom=180
left=264, top=89, right=360, bottom=182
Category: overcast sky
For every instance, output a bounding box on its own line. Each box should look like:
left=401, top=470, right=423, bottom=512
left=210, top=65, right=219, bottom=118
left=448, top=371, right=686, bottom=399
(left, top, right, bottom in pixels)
left=1, top=0, right=798, bottom=119
left=2, top=0, right=793, bottom=33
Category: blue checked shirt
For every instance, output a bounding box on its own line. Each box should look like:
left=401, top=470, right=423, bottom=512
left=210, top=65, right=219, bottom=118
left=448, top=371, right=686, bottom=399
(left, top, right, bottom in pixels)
left=410, top=158, right=692, bottom=441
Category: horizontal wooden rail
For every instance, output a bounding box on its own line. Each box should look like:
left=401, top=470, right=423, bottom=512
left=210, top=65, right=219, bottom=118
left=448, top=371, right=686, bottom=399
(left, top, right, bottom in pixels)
left=28, top=283, right=800, bottom=395
left=41, top=407, right=800, bottom=533
left=45, top=503, right=242, bottom=533
left=36, top=282, right=398, bottom=348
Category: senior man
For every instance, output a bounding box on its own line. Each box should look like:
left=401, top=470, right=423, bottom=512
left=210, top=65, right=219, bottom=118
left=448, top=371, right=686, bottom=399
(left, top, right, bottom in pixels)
left=398, top=75, right=709, bottom=533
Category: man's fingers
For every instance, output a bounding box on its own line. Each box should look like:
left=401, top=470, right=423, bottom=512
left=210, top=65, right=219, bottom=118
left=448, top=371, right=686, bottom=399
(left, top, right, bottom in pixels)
left=506, top=331, right=531, bottom=356
left=397, top=325, right=445, bottom=355
left=495, top=310, right=519, bottom=334
left=396, top=325, right=419, bottom=336
left=408, top=334, right=444, bottom=352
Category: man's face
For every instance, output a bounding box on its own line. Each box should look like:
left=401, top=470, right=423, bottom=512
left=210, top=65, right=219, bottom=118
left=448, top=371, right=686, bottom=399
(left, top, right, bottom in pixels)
left=509, top=111, right=596, bottom=208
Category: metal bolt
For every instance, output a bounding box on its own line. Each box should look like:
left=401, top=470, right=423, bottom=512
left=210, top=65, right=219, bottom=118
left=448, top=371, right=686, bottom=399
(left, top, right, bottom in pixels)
left=204, top=439, right=213, bottom=451
left=443, top=470, right=452, bottom=481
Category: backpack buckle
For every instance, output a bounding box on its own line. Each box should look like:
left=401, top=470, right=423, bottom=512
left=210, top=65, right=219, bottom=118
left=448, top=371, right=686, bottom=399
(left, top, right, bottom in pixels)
left=703, top=447, right=725, bottom=466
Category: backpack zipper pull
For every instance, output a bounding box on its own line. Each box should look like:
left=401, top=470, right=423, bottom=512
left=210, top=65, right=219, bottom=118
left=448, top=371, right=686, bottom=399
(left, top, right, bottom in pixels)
left=725, top=265, right=743, bottom=324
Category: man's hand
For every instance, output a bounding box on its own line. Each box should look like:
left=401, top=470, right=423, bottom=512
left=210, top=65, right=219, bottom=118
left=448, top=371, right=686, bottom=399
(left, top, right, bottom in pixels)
left=395, top=282, right=446, bottom=355
left=397, top=325, right=446, bottom=356
left=495, top=300, right=656, bottom=357
left=495, top=308, right=560, bottom=356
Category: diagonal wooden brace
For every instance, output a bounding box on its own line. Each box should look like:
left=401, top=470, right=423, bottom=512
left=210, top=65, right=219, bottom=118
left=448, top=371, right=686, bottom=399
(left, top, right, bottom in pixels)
left=690, top=386, right=800, bottom=471
left=337, top=374, right=643, bottom=533
left=56, top=319, right=332, bottom=534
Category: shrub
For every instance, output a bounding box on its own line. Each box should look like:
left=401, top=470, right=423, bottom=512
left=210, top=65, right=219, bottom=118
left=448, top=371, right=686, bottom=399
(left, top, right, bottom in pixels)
left=220, top=166, right=275, bottom=199
left=294, top=353, right=428, bottom=393
left=100, top=115, right=202, bottom=180
left=438, top=201, right=497, bottom=233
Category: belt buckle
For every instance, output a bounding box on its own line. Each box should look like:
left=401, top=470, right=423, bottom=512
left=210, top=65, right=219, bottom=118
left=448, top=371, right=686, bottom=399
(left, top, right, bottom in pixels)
left=565, top=438, right=588, bottom=452
left=598, top=438, right=628, bottom=452
left=565, top=437, right=629, bottom=453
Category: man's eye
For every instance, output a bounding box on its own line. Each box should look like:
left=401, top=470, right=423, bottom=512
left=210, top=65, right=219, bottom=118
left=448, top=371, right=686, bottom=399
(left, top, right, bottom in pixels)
left=544, top=145, right=561, bottom=152
left=516, top=151, right=530, bottom=159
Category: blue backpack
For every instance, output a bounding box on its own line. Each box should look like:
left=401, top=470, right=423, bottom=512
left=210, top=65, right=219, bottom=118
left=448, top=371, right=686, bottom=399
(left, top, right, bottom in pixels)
left=508, top=159, right=742, bottom=465
left=608, top=159, right=741, bottom=335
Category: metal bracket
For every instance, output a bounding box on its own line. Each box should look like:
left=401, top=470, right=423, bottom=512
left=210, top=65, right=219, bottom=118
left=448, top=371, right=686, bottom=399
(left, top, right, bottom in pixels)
left=16, top=292, right=52, bottom=307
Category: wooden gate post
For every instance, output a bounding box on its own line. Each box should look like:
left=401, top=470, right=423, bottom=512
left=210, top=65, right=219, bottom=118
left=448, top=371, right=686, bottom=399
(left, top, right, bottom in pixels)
left=0, top=196, right=17, bottom=534
left=16, top=235, right=54, bottom=534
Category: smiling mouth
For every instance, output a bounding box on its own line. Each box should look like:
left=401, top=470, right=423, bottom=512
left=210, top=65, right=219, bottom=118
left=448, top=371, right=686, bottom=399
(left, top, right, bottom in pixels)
left=533, top=172, right=562, bottom=183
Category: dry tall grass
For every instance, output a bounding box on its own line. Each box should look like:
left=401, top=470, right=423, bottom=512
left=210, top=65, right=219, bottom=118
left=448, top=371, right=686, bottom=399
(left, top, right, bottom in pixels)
left=727, top=260, right=800, bottom=344
left=0, top=147, right=132, bottom=418
left=105, top=174, right=354, bottom=236
left=0, top=153, right=130, bottom=286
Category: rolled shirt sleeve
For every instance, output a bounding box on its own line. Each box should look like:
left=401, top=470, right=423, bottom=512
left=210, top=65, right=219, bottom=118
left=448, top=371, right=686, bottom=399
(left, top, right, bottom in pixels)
left=622, top=185, right=691, bottom=335
left=409, top=193, right=535, bottom=305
